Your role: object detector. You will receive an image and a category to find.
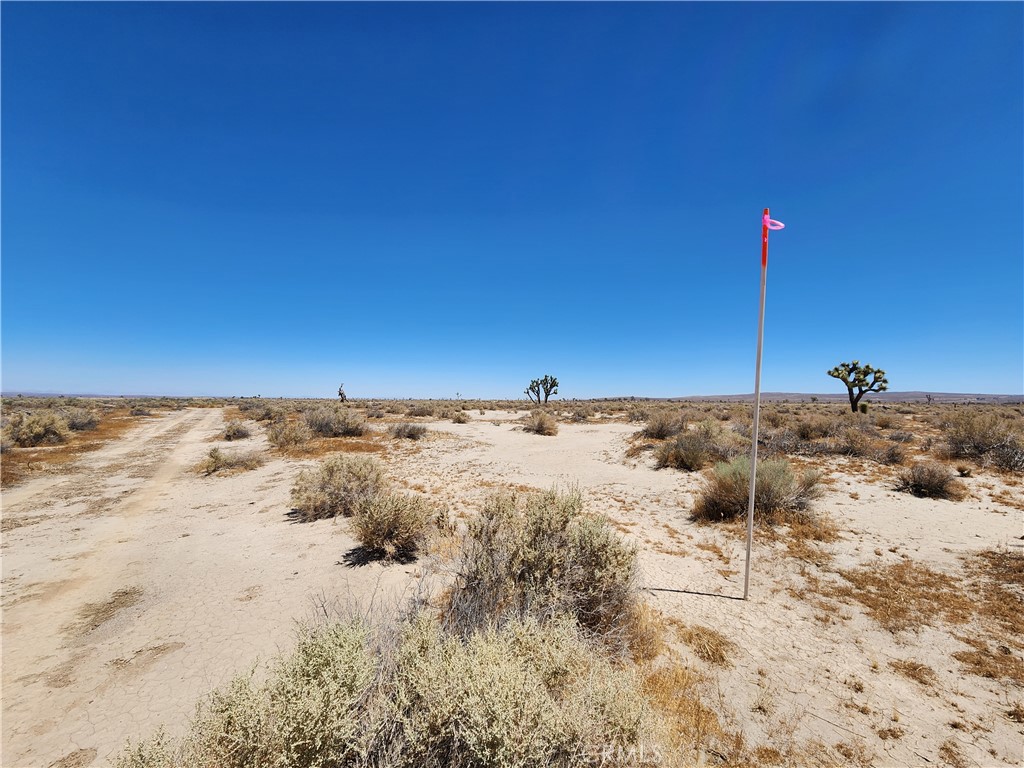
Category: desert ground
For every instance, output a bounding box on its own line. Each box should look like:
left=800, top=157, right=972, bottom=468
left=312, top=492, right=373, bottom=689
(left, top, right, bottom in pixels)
left=1, top=399, right=1022, bottom=767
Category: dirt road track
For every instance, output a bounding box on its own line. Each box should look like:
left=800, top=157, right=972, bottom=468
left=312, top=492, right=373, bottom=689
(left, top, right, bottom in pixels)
left=2, top=408, right=412, bottom=767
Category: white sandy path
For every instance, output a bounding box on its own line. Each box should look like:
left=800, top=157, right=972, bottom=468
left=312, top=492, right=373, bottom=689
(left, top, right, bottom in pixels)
left=2, top=409, right=416, bottom=768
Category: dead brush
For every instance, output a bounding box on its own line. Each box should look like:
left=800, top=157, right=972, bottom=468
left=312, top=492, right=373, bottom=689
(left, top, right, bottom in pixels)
left=833, top=560, right=973, bottom=634
left=303, top=406, right=367, bottom=437
left=390, top=422, right=427, bottom=440
left=641, top=411, right=685, bottom=439
left=290, top=454, right=387, bottom=521
left=670, top=621, right=737, bottom=666
left=655, top=422, right=745, bottom=471
left=197, top=447, right=264, bottom=475
left=5, top=411, right=71, bottom=446
left=222, top=419, right=251, bottom=441
left=895, top=461, right=967, bottom=500
left=351, top=492, right=432, bottom=561
left=889, top=659, right=938, bottom=687
left=442, top=489, right=638, bottom=650
left=266, top=419, right=313, bottom=450
left=522, top=410, right=558, bottom=436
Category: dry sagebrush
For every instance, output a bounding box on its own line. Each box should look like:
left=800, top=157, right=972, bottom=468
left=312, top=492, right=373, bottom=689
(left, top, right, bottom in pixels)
left=290, top=455, right=387, bottom=521
left=115, top=615, right=652, bottom=768
left=691, top=456, right=823, bottom=524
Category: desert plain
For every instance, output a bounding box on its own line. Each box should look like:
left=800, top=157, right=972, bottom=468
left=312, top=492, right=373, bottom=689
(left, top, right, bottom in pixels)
left=1, top=397, right=1022, bottom=768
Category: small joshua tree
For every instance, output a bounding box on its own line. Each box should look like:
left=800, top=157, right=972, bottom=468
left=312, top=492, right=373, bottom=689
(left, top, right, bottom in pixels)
left=525, top=375, right=559, bottom=405
left=338, top=383, right=347, bottom=402
left=827, top=361, right=888, bottom=413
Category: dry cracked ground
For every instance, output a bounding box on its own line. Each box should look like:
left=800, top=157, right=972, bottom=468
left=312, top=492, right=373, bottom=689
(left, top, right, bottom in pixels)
left=2, top=407, right=1022, bottom=767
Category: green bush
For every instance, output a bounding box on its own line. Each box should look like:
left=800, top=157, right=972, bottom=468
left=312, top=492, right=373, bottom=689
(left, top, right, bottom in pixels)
left=290, top=454, right=387, bottom=521
left=895, top=462, right=967, bottom=500
left=691, top=456, right=823, bottom=524
left=445, top=489, right=637, bottom=647
left=352, top=492, right=432, bottom=560
left=5, top=411, right=71, bottom=446
left=303, top=407, right=367, bottom=437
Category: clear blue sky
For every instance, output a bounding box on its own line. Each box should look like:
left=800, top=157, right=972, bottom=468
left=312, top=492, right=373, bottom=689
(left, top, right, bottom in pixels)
left=2, top=2, right=1021, bottom=398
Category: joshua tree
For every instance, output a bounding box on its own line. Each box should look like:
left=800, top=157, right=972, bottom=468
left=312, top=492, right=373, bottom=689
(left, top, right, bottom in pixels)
left=525, top=375, right=559, bottom=405
left=827, top=361, right=888, bottom=413
left=337, top=383, right=347, bottom=402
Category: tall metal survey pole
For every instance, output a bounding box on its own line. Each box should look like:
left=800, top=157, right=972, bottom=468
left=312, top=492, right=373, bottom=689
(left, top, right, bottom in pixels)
left=743, top=208, right=784, bottom=600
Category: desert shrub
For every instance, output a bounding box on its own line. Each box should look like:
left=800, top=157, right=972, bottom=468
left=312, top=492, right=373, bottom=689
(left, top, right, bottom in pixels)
left=406, top=404, right=434, bottom=417
left=62, top=407, right=99, bottom=431
left=796, top=416, right=831, bottom=441
left=642, top=411, right=684, bottom=439
left=876, top=443, right=907, bottom=465
left=943, top=410, right=1017, bottom=460
left=291, top=454, right=387, bottom=521
left=522, top=410, right=558, bottom=436
left=873, top=412, right=897, bottom=430
left=451, top=411, right=469, bottom=424
left=117, top=615, right=651, bottom=768
left=198, top=448, right=264, bottom=475
left=889, top=430, right=915, bottom=444
left=570, top=405, right=593, bottom=422
left=445, top=489, right=638, bottom=647
left=223, top=419, right=251, bottom=440
left=130, top=405, right=153, bottom=416
left=656, top=422, right=742, bottom=471
left=837, top=428, right=875, bottom=457
left=5, top=411, right=70, bottom=446
left=691, top=456, right=823, bottom=524
left=627, top=406, right=650, bottom=422
left=366, top=407, right=386, bottom=419
left=303, top=406, right=367, bottom=437
left=352, top=492, right=432, bottom=560
left=991, top=435, right=1024, bottom=472
left=895, top=462, right=967, bottom=500
left=391, top=422, right=427, bottom=440
left=0, top=434, right=12, bottom=453
left=761, top=409, right=787, bottom=429
left=267, top=420, right=313, bottom=449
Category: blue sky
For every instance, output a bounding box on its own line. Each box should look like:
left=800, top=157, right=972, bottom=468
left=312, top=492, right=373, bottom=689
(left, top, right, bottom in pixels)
left=2, top=2, right=1021, bottom=398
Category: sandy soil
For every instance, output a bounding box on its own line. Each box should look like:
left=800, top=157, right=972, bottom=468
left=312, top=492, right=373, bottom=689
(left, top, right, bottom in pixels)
left=2, top=407, right=1022, bottom=767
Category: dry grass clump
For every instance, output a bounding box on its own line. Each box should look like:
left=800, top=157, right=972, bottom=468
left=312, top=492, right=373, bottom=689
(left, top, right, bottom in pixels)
left=937, top=738, right=968, bottom=768
left=303, top=406, right=367, bottom=437
left=5, top=411, right=71, bottom=446
left=655, top=422, right=745, bottom=471
left=522, top=410, right=558, bottom=436
left=691, top=457, right=823, bottom=525
left=197, top=448, right=264, bottom=475
left=951, top=635, right=1024, bottom=684
left=889, top=659, right=938, bottom=687
left=443, top=489, right=638, bottom=648
left=266, top=420, right=313, bottom=450
left=895, top=462, right=967, bottom=500
left=222, top=419, right=251, bottom=441
left=351, top=492, right=432, bottom=560
left=116, top=615, right=653, bottom=768
left=62, top=407, right=100, bottom=431
left=390, top=422, right=427, bottom=440
left=290, top=455, right=386, bottom=521
left=673, top=623, right=737, bottom=667
left=641, top=411, right=685, bottom=439
left=833, top=560, right=972, bottom=634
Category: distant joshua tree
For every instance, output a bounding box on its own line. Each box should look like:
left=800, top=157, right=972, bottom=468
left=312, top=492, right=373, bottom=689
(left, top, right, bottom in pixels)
left=525, top=375, right=559, bottom=405
left=338, top=383, right=347, bottom=402
left=827, top=361, right=888, bottom=413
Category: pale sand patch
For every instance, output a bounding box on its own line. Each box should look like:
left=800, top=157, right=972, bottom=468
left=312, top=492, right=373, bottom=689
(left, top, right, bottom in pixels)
left=2, top=407, right=1021, bottom=766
